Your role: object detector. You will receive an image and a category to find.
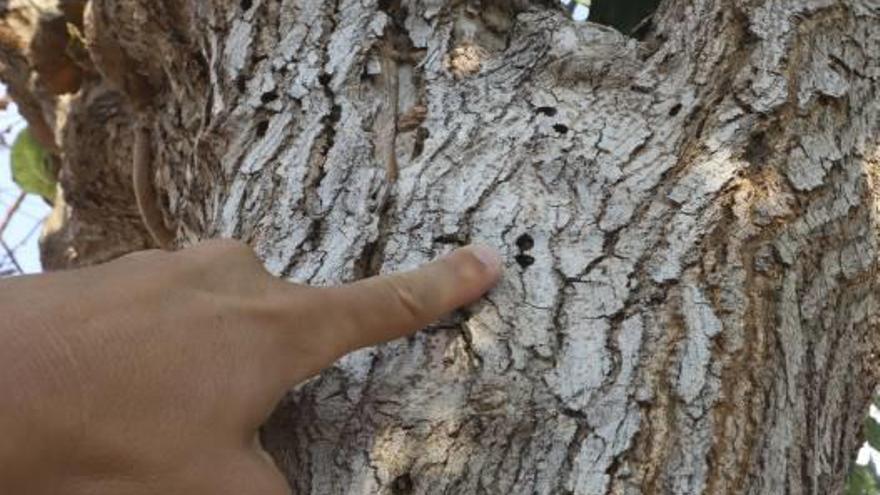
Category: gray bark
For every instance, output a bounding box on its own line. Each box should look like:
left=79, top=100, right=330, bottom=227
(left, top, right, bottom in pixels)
left=2, top=0, right=880, bottom=493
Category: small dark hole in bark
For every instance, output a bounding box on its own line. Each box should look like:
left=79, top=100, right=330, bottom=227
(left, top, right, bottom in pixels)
left=536, top=106, right=558, bottom=117
left=236, top=76, right=247, bottom=93
left=329, top=104, right=342, bottom=123
left=261, top=91, right=279, bottom=104
left=240, top=0, right=253, bottom=11
left=434, top=234, right=464, bottom=245
left=378, top=0, right=391, bottom=11
left=553, top=124, right=569, bottom=134
left=744, top=131, right=771, bottom=166
left=515, top=254, right=535, bottom=269
left=668, top=103, right=682, bottom=117
left=412, top=127, right=429, bottom=159
left=318, top=73, right=332, bottom=86
left=516, top=233, right=535, bottom=251
left=391, top=473, right=414, bottom=494
left=256, top=120, right=270, bottom=138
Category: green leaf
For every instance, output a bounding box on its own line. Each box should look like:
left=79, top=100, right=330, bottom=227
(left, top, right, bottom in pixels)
left=11, top=127, right=56, bottom=201
left=846, top=463, right=880, bottom=495
left=867, top=419, right=880, bottom=452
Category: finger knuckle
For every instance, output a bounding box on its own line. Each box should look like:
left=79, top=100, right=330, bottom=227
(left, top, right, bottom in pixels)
left=187, top=239, right=262, bottom=267
left=201, top=238, right=254, bottom=256
left=388, top=279, right=425, bottom=322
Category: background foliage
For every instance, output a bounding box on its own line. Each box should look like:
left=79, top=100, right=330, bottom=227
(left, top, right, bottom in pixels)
left=847, top=395, right=880, bottom=495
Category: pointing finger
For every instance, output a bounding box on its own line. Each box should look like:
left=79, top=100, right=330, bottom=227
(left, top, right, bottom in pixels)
left=258, top=245, right=503, bottom=388
left=314, top=244, right=502, bottom=354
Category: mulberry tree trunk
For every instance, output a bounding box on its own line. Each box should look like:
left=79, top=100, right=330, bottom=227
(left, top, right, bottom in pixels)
left=2, top=0, right=880, bottom=493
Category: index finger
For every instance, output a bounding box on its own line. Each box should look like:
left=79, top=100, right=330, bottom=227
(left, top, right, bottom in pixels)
left=259, top=245, right=503, bottom=387
left=314, top=245, right=503, bottom=354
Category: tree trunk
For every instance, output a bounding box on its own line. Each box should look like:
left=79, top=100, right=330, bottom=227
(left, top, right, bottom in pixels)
left=2, top=0, right=879, bottom=493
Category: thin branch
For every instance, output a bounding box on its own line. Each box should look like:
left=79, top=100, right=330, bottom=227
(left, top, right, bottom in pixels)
left=0, top=238, right=23, bottom=275
left=0, top=191, right=26, bottom=239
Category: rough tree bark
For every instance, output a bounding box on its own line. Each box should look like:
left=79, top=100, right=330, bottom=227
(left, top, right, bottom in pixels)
left=1, top=0, right=879, bottom=493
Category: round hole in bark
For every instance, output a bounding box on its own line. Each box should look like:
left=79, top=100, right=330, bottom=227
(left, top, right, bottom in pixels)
left=515, top=254, right=536, bottom=269
left=240, top=0, right=253, bottom=11
left=516, top=233, right=535, bottom=251
left=261, top=91, right=279, bottom=104
left=553, top=124, right=569, bottom=134
left=255, top=120, right=270, bottom=138
left=536, top=106, right=558, bottom=117
left=668, top=103, right=682, bottom=117
left=391, top=473, right=414, bottom=494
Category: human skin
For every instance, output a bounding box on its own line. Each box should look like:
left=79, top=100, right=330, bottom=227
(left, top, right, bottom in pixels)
left=0, top=240, right=503, bottom=495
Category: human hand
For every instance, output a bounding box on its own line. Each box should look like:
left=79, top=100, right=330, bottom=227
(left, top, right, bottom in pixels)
left=0, top=240, right=502, bottom=495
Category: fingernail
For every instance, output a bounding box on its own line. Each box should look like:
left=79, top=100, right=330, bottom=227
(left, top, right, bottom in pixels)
left=469, top=244, right=503, bottom=274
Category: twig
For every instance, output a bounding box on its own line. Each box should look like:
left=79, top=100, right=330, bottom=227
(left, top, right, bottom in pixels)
left=0, top=238, right=23, bottom=275
left=0, top=191, right=26, bottom=239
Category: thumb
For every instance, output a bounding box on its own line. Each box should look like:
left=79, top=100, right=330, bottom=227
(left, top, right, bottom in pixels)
left=313, top=244, right=503, bottom=354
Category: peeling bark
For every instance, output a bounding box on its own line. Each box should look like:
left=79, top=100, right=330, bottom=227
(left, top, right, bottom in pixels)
left=2, top=0, right=880, bottom=493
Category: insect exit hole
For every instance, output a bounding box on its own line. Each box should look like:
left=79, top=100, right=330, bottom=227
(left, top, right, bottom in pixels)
left=516, top=234, right=535, bottom=251
left=515, top=254, right=536, bottom=269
